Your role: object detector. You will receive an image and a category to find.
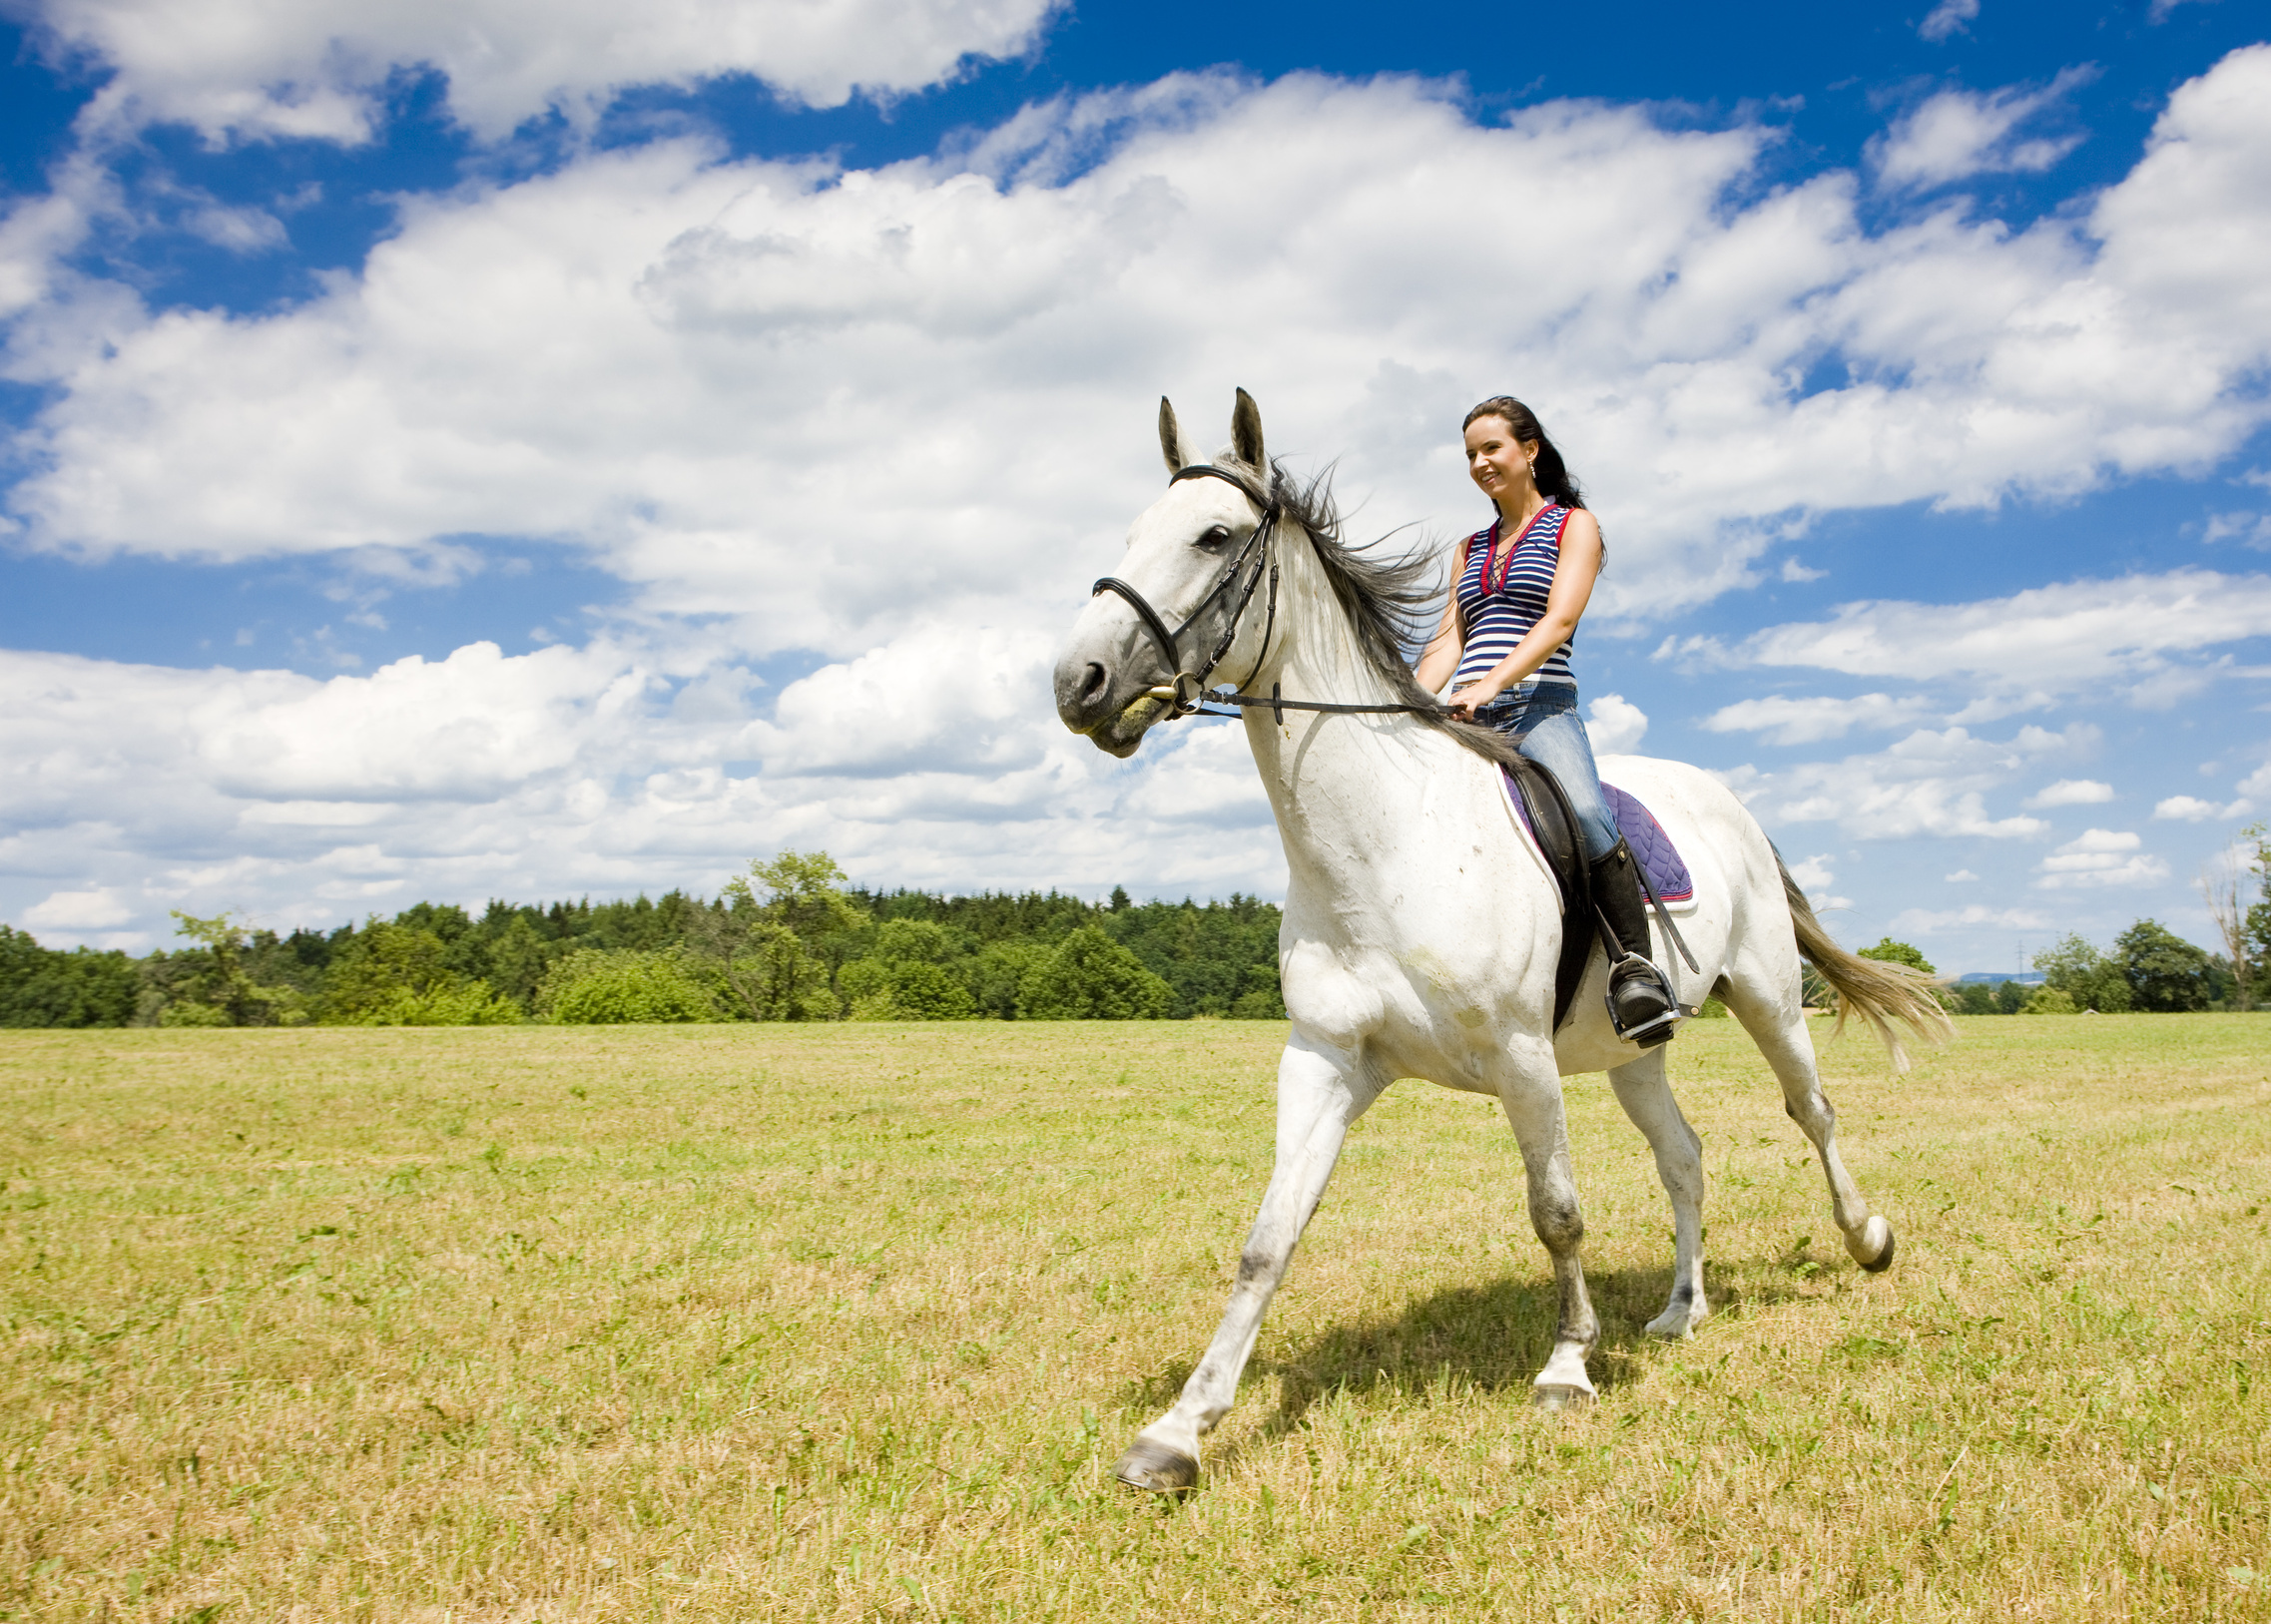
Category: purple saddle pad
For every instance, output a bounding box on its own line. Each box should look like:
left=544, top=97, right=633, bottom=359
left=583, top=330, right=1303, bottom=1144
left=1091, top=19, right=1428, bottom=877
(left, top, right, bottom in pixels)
left=1603, top=783, right=1694, bottom=903
left=1503, top=774, right=1695, bottom=904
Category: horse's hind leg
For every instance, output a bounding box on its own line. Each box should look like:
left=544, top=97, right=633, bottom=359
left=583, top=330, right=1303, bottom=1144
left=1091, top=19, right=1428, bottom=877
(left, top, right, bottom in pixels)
left=1607, top=1048, right=1709, bottom=1337
left=1112, top=1032, right=1383, bottom=1493
left=1719, top=975, right=1896, bottom=1272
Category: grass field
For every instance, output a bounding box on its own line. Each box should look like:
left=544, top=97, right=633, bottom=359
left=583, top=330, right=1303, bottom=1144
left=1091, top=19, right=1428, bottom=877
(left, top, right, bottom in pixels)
left=3, top=1015, right=2268, bottom=1622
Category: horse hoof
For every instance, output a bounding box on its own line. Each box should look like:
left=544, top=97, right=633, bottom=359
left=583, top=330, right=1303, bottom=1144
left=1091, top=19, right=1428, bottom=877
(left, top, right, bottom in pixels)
left=1532, top=1382, right=1593, bottom=1413
left=1112, top=1438, right=1199, bottom=1493
left=1847, top=1217, right=1896, bottom=1273
left=1644, top=1292, right=1706, bottom=1340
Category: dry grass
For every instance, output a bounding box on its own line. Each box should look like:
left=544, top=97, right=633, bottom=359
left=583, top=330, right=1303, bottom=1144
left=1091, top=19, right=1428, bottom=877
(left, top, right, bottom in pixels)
left=2, top=1014, right=2268, bottom=1622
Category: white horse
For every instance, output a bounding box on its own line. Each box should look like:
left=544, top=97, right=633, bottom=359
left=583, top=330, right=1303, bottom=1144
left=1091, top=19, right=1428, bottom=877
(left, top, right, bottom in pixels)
left=1052, top=390, right=1951, bottom=1493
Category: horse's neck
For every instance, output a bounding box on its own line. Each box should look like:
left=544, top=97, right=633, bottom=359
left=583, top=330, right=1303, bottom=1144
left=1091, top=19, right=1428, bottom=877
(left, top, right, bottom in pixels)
left=1241, top=536, right=1483, bottom=895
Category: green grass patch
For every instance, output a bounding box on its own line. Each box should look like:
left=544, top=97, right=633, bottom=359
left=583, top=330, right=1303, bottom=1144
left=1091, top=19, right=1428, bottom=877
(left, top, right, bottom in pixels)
left=2, top=1015, right=2268, bottom=1620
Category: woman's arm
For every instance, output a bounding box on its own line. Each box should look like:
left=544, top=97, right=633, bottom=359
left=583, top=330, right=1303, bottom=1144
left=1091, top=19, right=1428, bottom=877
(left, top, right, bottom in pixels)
left=1411, top=538, right=1471, bottom=694
left=1444, top=510, right=1602, bottom=719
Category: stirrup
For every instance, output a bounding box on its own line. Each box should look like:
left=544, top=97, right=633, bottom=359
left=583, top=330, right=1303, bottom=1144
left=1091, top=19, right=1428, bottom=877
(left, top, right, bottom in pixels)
left=1605, top=952, right=1680, bottom=1047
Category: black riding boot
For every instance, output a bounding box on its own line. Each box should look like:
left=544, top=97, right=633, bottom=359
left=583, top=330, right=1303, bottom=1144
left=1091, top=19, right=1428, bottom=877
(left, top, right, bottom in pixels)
left=1591, top=838, right=1680, bottom=1047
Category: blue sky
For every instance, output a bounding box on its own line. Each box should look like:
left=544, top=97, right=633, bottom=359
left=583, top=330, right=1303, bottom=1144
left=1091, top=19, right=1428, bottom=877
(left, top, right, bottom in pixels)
left=0, top=0, right=2266, bottom=975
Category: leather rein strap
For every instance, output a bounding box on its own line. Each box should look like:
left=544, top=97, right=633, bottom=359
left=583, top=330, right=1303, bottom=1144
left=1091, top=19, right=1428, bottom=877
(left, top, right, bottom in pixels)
left=1092, top=464, right=1433, bottom=722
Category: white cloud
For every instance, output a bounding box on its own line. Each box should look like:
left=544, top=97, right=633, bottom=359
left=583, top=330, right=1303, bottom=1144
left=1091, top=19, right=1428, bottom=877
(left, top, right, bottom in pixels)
left=1944, top=868, right=1979, bottom=881
left=1787, top=853, right=1836, bottom=890
left=0, top=627, right=1291, bottom=937
left=1702, top=692, right=1928, bottom=746
left=1779, top=557, right=1827, bottom=582
left=2203, top=511, right=2271, bottom=549
left=6, top=52, right=2271, bottom=927
left=2033, top=826, right=2171, bottom=889
left=1891, top=903, right=2051, bottom=933
left=1664, top=570, right=2271, bottom=702
left=2152, top=794, right=2254, bottom=821
left=1586, top=693, right=1649, bottom=754
left=5, top=47, right=2271, bottom=651
left=22, top=886, right=132, bottom=928
left=1919, top=0, right=1980, bottom=42
left=1712, top=723, right=2087, bottom=839
left=1871, top=70, right=2094, bottom=191
left=21, top=0, right=1063, bottom=144
left=2025, top=777, right=2114, bottom=809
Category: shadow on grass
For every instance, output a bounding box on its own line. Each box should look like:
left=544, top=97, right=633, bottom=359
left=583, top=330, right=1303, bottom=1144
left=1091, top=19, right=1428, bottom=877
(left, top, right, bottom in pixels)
left=1112, top=1256, right=1814, bottom=1482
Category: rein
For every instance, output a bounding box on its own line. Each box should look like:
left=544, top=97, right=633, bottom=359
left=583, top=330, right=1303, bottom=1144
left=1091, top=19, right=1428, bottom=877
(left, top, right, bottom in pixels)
left=1091, top=464, right=1436, bottom=724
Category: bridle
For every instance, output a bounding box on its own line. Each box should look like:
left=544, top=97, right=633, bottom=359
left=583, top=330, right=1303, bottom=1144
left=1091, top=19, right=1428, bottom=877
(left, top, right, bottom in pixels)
left=1091, top=464, right=1434, bottom=725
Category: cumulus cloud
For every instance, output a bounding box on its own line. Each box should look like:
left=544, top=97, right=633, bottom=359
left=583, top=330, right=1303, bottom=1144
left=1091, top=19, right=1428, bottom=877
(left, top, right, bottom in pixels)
left=7, top=51, right=2271, bottom=929
left=0, top=627, right=1292, bottom=939
left=20, top=0, right=1064, bottom=143
left=1663, top=570, right=2271, bottom=703
left=1891, top=903, right=2051, bottom=933
left=1710, top=723, right=2089, bottom=839
left=1586, top=694, right=1649, bottom=754
left=2152, top=794, right=2254, bottom=821
left=2033, top=827, right=2170, bottom=889
left=7, top=48, right=2271, bottom=648
left=1871, top=70, right=2094, bottom=191
left=1702, top=692, right=1929, bottom=746
left=22, top=886, right=132, bottom=928
left=2025, top=778, right=2114, bottom=809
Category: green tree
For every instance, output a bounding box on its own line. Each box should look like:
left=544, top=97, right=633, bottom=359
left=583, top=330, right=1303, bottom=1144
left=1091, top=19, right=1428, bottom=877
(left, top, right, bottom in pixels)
left=2032, top=933, right=2132, bottom=1013
left=969, top=941, right=1046, bottom=1019
left=0, top=925, right=139, bottom=1028
left=537, top=949, right=726, bottom=1024
left=320, top=918, right=517, bottom=1025
left=1018, top=926, right=1174, bottom=1019
left=1857, top=937, right=1936, bottom=976
left=701, top=850, right=868, bottom=1019
left=2018, top=985, right=2077, bottom=1015
left=841, top=920, right=977, bottom=1020
left=2115, top=918, right=2213, bottom=1013
left=165, top=911, right=307, bottom=1026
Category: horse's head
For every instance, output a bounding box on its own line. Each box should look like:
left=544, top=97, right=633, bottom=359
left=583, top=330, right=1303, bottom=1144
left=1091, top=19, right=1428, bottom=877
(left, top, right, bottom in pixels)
left=1053, top=388, right=1280, bottom=758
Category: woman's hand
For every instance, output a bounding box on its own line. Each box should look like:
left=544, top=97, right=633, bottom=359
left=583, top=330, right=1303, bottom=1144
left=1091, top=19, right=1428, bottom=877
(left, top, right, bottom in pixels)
left=1446, top=681, right=1501, bottom=721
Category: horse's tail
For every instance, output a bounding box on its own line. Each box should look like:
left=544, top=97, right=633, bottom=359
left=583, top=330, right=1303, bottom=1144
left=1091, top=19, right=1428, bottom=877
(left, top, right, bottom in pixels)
left=1778, top=855, right=1955, bottom=1075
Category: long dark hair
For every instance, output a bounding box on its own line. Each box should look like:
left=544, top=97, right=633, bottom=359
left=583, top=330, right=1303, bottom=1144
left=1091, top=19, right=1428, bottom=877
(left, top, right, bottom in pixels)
left=1461, top=395, right=1586, bottom=512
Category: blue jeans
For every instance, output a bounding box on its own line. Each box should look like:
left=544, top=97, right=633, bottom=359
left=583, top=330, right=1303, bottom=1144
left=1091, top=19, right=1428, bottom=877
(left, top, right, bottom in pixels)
left=1470, top=684, right=1620, bottom=863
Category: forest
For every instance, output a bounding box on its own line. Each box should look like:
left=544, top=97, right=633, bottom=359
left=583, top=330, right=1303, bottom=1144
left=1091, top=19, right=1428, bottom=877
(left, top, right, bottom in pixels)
left=2, top=847, right=2261, bottom=1028
left=0, top=852, right=1285, bottom=1027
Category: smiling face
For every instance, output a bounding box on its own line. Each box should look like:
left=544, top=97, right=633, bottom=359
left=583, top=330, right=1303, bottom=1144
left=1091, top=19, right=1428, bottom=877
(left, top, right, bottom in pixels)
left=1464, top=414, right=1539, bottom=513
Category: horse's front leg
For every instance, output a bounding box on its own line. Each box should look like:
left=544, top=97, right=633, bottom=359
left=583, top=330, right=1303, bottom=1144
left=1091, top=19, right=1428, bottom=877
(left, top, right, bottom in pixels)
left=1113, top=1031, right=1381, bottom=1492
left=1497, top=1038, right=1600, bottom=1407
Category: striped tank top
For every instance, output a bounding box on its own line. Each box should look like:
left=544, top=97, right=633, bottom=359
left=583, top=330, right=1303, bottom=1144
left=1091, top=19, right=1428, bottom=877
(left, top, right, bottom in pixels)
left=1453, top=504, right=1576, bottom=690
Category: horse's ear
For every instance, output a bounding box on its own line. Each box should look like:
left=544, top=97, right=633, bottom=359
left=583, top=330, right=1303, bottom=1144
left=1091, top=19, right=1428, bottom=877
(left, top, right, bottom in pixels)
left=1159, top=397, right=1196, bottom=478
left=1230, top=387, right=1265, bottom=471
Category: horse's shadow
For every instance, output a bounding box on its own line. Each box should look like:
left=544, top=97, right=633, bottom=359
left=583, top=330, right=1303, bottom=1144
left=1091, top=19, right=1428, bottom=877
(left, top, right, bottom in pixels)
left=1116, top=1258, right=1808, bottom=1474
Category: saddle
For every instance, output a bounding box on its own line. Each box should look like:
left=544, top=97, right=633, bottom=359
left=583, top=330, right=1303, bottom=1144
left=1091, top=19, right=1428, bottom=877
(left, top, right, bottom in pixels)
left=1501, top=760, right=1698, bottom=1033
left=1501, top=758, right=1598, bottom=1033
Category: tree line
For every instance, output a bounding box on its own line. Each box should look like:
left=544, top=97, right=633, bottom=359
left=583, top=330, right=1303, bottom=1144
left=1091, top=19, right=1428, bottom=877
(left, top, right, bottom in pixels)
left=7, top=844, right=2262, bottom=1029
left=0, top=852, right=1287, bottom=1028
left=1851, top=915, right=2261, bottom=1016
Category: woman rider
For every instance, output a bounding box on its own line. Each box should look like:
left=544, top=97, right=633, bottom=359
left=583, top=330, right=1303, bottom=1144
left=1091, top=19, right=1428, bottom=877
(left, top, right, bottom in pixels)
left=1414, top=395, right=1680, bottom=1045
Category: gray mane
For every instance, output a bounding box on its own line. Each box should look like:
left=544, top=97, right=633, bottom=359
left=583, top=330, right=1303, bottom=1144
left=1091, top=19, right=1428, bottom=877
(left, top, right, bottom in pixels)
left=1264, top=460, right=1527, bottom=771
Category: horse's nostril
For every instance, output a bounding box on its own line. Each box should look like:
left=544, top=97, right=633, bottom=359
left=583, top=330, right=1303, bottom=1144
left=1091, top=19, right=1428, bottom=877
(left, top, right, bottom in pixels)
left=1080, top=663, right=1109, bottom=704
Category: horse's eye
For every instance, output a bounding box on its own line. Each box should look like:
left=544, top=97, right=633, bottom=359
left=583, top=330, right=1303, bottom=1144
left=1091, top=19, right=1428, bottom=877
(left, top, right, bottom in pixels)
left=1197, top=525, right=1232, bottom=549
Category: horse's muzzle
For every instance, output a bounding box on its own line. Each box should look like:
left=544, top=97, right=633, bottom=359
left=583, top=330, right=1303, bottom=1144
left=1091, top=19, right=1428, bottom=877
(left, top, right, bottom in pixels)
left=1053, top=652, right=1160, bottom=757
